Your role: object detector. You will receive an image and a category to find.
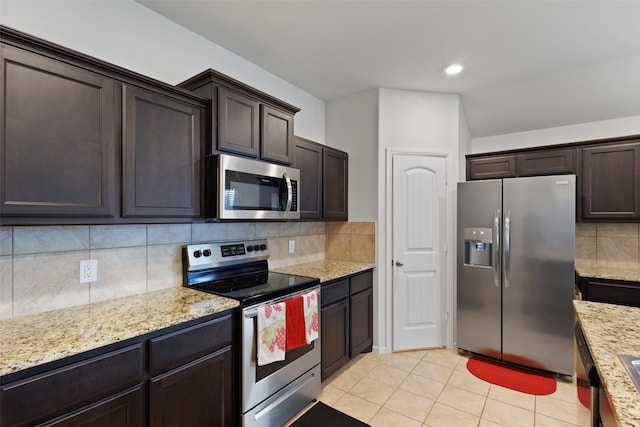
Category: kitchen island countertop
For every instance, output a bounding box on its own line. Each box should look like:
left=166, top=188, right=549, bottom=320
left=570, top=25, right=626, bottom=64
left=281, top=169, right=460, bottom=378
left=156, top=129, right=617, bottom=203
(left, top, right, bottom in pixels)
left=0, top=287, right=238, bottom=377
left=574, top=300, right=640, bottom=427
left=272, top=260, right=375, bottom=283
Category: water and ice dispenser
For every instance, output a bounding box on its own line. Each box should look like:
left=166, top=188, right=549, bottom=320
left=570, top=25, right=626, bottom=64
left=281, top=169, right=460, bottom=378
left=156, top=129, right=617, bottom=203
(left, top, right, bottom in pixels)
left=463, top=228, right=493, bottom=267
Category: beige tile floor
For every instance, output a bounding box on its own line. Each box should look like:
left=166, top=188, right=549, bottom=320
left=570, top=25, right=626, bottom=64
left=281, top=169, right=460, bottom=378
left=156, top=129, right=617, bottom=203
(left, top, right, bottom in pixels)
left=291, top=348, right=590, bottom=427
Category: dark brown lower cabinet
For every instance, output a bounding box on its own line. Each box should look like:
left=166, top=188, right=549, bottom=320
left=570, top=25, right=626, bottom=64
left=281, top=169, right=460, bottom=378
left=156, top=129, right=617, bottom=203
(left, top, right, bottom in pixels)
left=321, top=299, right=350, bottom=379
left=44, top=386, right=143, bottom=427
left=149, top=347, right=233, bottom=427
left=0, top=312, right=235, bottom=427
left=350, top=287, right=373, bottom=356
left=320, top=270, right=373, bottom=380
left=578, top=275, right=640, bottom=307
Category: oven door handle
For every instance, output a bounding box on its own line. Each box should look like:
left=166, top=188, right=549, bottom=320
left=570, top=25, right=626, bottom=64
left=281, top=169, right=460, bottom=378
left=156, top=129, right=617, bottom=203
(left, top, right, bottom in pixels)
left=243, top=286, right=320, bottom=318
left=244, top=309, right=259, bottom=319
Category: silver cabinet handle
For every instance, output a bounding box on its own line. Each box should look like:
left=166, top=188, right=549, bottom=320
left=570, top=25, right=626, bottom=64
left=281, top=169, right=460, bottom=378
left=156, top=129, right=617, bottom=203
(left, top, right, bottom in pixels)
left=395, top=261, right=404, bottom=266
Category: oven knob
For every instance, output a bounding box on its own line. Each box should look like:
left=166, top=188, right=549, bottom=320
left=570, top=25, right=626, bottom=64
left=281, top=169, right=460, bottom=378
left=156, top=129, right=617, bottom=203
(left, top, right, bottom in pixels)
left=203, top=249, right=212, bottom=257
left=253, top=245, right=260, bottom=251
left=193, top=250, right=202, bottom=258
left=246, top=245, right=253, bottom=252
left=260, top=244, right=267, bottom=251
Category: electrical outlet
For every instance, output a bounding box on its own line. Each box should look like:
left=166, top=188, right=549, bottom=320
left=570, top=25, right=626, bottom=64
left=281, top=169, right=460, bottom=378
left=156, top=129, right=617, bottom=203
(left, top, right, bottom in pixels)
left=288, top=240, right=295, bottom=254
left=80, top=260, right=98, bottom=283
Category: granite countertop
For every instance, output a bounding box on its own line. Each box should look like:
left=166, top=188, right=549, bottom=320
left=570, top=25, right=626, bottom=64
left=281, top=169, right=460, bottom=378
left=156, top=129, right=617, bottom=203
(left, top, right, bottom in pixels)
left=0, top=288, right=238, bottom=377
left=576, top=266, right=640, bottom=283
left=574, top=300, right=640, bottom=427
left=273, top=260, right=375, bottom=283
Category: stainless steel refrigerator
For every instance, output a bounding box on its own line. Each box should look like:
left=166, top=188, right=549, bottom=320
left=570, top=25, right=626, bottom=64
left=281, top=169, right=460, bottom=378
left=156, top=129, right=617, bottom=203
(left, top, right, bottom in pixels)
left=456, top=175, right=575, bottom=377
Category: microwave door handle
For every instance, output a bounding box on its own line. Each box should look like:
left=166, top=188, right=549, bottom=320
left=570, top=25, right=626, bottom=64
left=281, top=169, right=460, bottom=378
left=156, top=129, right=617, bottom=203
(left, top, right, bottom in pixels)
left=283, top=171, right=293, bottom=214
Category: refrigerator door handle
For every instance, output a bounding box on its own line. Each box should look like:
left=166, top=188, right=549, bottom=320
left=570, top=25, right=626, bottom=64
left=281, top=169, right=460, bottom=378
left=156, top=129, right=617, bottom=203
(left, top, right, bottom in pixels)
left=504, top=209, right=511, bottom=289
left=493, top=209, right=501, bottom=288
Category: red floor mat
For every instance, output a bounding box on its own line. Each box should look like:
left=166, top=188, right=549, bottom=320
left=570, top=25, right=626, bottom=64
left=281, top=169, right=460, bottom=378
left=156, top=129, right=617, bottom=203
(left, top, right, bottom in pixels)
left=577, top=384, right=591, bottom=409
left=466, top=357, right=557, bottom=395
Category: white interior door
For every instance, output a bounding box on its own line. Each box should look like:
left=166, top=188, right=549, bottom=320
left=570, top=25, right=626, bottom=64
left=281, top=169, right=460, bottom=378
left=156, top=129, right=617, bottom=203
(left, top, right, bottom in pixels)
left=392, top=153, right=447, bottom=351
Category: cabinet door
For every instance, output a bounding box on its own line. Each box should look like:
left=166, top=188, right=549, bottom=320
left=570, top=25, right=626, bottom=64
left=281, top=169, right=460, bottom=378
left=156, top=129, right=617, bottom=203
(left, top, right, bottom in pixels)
left=467, top=155, right=516, bottom=180
left=261, top=105, right=293, bottom=164
left=123, top=85, right=201, bottom=217
left=293, top=137, right=323, bottom=219
left=0, top=47, right=116, bottom=217
left=149, top=346, right=234, bottom=427
left=323, top=147, right=348, bottom=220
left=42, top=386, right=143, bottom=427
left=320, top=299, right=350, bottom=380
left=217, top=86, right=259, bottom=158
left=350, top=288, right=373, bottom=356
left=516, top=148, right=576, bottom=177
left=580, top=142, right=640, bottom=220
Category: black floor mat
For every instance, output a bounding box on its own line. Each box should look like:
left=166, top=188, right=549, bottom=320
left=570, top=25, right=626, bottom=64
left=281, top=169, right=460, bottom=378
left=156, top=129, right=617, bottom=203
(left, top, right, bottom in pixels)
left=288, top=401, right=370, bottom=427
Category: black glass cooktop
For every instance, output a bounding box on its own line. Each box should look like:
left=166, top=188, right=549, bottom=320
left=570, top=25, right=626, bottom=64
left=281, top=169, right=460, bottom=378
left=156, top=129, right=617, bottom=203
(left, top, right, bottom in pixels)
left=188, top=270, right=319, bottom=306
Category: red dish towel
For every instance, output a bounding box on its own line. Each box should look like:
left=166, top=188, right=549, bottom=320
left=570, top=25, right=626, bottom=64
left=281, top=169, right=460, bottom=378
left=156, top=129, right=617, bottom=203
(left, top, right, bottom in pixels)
left=285, top=296, right=306, bottom=350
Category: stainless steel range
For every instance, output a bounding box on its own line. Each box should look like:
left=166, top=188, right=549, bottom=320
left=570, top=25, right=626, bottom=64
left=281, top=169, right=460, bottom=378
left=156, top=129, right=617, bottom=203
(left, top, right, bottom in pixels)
left=182, top=239, right=321, bottom=427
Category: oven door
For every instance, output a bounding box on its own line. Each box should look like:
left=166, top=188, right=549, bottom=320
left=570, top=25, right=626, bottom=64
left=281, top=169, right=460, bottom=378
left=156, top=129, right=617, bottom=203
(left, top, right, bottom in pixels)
left=241, top=287, right=320, bottom=424
left=208, top=154, right=300, bottom=220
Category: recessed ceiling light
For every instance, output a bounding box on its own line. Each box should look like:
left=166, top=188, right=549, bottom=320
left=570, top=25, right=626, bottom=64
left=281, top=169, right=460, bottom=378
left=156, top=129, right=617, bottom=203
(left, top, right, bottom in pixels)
left=445, top=64, right=464, bottom=75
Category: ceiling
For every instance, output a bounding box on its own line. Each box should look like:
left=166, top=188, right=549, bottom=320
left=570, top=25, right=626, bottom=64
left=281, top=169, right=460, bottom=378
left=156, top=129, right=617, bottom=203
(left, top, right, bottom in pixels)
left=137, top=0, right=640, bottom=139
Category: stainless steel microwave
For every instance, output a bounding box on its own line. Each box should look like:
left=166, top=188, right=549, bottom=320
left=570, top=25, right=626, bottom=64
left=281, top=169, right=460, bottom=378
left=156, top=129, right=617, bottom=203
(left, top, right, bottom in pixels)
left=205, top=154, right=300, bottom=220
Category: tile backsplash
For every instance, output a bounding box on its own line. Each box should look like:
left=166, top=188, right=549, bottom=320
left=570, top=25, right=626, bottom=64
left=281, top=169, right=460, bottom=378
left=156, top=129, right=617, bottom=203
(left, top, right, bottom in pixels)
left=576, top=223, right=640, bottom=276
left=326, top=222, right=376, bottom=262
left=0, top=222, right=321, bottom=319
left=0, top=221, right=376, bottom=320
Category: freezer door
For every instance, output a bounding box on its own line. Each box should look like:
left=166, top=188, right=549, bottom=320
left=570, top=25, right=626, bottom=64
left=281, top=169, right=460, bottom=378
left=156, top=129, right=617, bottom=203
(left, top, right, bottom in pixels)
left=502, top=175, right=575, bottom=376
left=456, top=180, right=502, bottom=359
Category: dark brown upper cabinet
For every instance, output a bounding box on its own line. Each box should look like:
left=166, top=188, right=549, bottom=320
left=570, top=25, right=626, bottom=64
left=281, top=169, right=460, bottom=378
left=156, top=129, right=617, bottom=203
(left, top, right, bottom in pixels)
left=466, top=155, right=516, bottom=180
left=580, top=141, right=640, bottom=221
left=261, top=105, right=294, bottom=164
left=293, top=137, right=348, bottom=221
left=0, top=46, right=117, bottom=218
left=293, top=137, right=323, bottom=219
left=466, top=148, right=576, bottom=180
left=516, top=148, right=576, bottom=177
left=323, top=147, right=349, bottom=220
left=178, top=69, right=299, bottom=165
left=122, top=85, right=202, bottom=218
left=217, top=86, right=260, bottom=158
left=1, top=26, right=207, bottom=224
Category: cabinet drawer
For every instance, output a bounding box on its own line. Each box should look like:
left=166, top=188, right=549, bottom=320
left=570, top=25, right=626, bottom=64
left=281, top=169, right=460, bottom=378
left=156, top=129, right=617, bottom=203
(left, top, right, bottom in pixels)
left=149, top=314, right=233, bottom=375
left=350, top=270, right=373, bottom=294
left=321, top=279, right=349, bottom=306
left=1, top=344, right=142, bottom=427
left=43, top=386, right=143, bottom=427
left=585, top=279, right=640, bottom=307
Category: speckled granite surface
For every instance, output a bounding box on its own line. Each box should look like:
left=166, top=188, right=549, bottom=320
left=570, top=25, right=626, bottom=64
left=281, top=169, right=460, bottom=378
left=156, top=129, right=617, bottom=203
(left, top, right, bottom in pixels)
left=0, top=288, right=238, bottom=377
left=574, top=300, right=640, bottom=427
left=576, top=267, right=640, bottom=283
left=273, top=260, right=375, bottom=283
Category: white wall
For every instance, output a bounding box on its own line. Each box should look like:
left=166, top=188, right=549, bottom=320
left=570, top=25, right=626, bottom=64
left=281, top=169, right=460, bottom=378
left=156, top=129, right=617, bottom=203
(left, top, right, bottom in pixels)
left=0, top=0, right=326, bottom=142
left=376, top=88, right=463, bottom=352
left=471, top=115, right=640, bottom=154
left=326, top=90, right=379, bottom=221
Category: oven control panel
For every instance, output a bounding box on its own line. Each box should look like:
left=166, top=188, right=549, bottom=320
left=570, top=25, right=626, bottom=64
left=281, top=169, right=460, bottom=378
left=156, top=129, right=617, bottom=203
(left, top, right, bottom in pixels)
left=183, top=239, right=270, bottom=271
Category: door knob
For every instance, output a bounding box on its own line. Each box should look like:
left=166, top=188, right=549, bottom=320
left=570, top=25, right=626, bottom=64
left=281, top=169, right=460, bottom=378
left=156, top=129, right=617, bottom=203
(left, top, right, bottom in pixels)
left=395, top=261, right=404, bottom=266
